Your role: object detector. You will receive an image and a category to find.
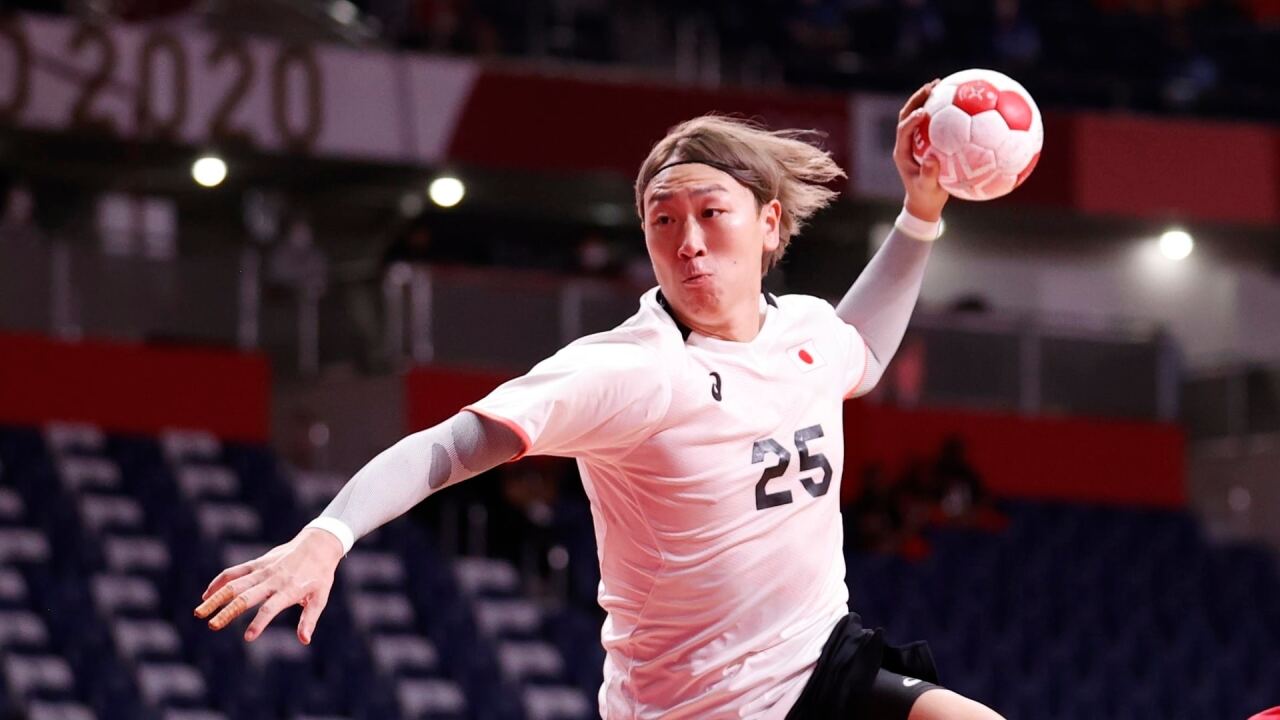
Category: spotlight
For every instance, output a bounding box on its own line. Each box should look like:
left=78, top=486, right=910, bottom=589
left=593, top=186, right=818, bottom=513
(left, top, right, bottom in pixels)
left=428, top=176, right=465, bottom=208
left=1158, top=228, right=1193, bottom=261
left=192, top=156, right=227, bottom=188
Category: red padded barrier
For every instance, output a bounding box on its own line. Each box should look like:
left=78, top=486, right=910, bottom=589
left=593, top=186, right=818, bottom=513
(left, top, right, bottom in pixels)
left=841, top=403, right=1185, bottom=508
left=0, top=333, right=270, bottom=441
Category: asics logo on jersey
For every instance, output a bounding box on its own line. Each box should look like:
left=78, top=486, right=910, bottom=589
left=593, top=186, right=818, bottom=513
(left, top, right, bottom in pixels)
left=902, top=677, right=922, bottom=687
left=709, top=372, right=722, bottom=401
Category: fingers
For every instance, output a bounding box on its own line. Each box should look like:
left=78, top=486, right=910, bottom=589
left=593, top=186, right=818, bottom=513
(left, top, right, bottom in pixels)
left=898, top=78, right=940, bottom=121
left=193, top=585, right=231, bottom=620
left=202, top=562, right=255, bottom=601
left=195, top=574, right=254, bottom=619
left=245, top=592, right=296, bottom=642
left=894, top=109, right=929, bottom=170
left=194, top=570, right=271, bottom=627
left=195, top=537, right=338, bottom=644
left=204, top=581, right=276, bottom=631
left=296, top=586, right=331, bottom=645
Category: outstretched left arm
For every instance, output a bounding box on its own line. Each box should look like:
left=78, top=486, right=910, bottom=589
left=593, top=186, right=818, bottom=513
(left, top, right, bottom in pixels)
left=837, top=80, right=949, bottom=395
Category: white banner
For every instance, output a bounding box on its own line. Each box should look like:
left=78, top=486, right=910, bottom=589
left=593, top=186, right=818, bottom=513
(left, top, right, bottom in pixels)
left=0, top=14, right=478, bottom=164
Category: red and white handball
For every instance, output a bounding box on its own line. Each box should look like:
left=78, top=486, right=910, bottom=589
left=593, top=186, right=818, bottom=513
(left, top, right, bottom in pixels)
left=912, top=69, right=1043, bottom=202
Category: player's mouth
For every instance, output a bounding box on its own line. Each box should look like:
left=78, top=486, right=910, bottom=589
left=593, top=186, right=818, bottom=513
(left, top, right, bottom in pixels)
left=683, top=272, right=712, bottom=286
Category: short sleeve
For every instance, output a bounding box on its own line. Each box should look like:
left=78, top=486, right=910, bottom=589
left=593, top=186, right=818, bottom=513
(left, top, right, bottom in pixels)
left=839, top=318, right=871, bottom=399
left=465, top=337, right=671, bottom=459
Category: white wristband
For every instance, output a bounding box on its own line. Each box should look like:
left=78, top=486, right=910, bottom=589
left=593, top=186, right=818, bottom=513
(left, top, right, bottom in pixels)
left=305, top=517, right=355, bottom=555
left=894, top=207, right=943, bottom=242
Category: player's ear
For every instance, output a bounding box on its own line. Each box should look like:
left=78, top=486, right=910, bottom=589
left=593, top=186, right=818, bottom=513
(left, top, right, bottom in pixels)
left=760, top=199, right=782, bottom=253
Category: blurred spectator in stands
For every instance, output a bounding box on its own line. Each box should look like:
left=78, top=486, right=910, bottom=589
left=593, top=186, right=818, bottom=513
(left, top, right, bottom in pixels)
left=359, top=218, right=442, bottom=373
left=574, top=232, right=621, bottom=278
left=490, top=460, right=561, bottom=583
left=846, top=458, right=933, bottom=559
left=558, top=0, right=612, bottom=62
left=382, top=222, right=442, bottom=268
left=844, top=438, right=1004, bottom=558
left=365, top=0, right=416, bottom=42
left=785, top=0, right=848, bottom=77
left=409, top=0, right=460, bottom=50
left=897, top=452, right=939, bottom=506
left=610, top=0, right=670, bottom=67
left=845, top=464, right=904, bottom=553
left=991, top=0, right=1041, bottom=68
left=242, top=189, right=286, bottom=247
left=31, top=180, right=90, bottom=240
left=473, top=0, right=526, bottom=54
left=281, top=407, right=330, bottom=471
left=933, top=435, right=984, bottom=518
left=624, top=251, right=657, bottom=289
left=0, top=183, right=42, bottom=246
left=896, top=0, right=945, bottom=62
left=1161, top=13, right=1219, bottom=109
left=896, top=454, right=936, bottom=559
left=267, top=215, right=328, bottom=296
left=950, top=292, right=991, bottom=315
left=932, top=434, right=1008, bottom=531
left=266, top=215, right=329, bottom=372
left=403, top=0, right=498, bottom=54
left=1, top=179, right=23, bottom=230
left=501, top=461, right=558, bottom=530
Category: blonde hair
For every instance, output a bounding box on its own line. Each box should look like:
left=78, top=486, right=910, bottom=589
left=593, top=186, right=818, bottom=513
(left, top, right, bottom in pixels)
left=635, top=114, right=847, bottom=272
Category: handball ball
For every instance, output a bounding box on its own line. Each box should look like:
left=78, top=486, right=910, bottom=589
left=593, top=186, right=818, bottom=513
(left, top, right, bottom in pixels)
left=912, top=69, right=1043, bottom=202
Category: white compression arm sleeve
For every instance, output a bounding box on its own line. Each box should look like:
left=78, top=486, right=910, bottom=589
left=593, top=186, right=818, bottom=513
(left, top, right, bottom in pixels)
left=305, top=410, right=524, bottom=553
left=835, top=208, right=940, bottom=395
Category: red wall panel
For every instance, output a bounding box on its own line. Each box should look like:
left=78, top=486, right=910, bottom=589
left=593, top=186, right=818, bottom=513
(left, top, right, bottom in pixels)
left=1075, top=114, right=1277, bottom=225
left=1006, top=110, right=1078, bottom=209
left=404, top=365, right=514, bottom=433
left=0, top=333, right=270, bottom=441
left=445, top=74, right=1280, bottom=226
left=448, top=70, right=851, bottom=180
left=841, top=403, right=1185, bottom=508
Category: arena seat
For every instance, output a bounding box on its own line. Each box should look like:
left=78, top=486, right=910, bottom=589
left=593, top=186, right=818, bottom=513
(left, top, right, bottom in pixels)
left=27, top=700, right=98, bottom=720
left=522, top=685, right=592, bottom=720
left=4, top=421, right=1279, bottom=719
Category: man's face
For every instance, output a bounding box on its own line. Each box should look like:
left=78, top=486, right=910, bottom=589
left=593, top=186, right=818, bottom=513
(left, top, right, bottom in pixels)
left=642, top=163, right=780, bottom=327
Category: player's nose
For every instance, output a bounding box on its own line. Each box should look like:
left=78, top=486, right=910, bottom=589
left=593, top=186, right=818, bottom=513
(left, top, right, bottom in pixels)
left=676, top=220, right=707, bottom=259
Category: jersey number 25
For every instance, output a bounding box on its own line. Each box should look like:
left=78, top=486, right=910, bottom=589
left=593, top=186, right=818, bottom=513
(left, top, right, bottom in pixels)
left=752, top=424, right=832, bottom=511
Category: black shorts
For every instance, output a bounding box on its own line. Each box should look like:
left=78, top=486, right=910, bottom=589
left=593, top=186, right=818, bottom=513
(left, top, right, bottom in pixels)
left=785, top=614, right=942, bottom=719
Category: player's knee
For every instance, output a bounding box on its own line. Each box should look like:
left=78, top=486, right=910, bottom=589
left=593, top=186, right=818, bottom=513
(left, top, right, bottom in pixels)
left=907, top=688, right=1005, bottom=720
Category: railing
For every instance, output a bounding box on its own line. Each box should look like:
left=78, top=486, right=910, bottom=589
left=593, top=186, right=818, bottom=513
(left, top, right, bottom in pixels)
left=1184, top=364, right=1280, bottom=553
left=309, top=261, right=1186, bottom=422
left=1184, top=364, right=1280, bottom=441
left=0, top=231, right=1179, bottom=422
left=0, top=231, right=253, bottom=348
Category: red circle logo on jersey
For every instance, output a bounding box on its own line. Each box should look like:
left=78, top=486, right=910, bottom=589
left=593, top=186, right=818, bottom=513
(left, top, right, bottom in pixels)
left=798, top=349, right=814, bottom=365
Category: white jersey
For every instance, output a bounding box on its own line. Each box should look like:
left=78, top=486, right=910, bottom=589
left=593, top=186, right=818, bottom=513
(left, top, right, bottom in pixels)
left=467, top=287, right=871, bottom=719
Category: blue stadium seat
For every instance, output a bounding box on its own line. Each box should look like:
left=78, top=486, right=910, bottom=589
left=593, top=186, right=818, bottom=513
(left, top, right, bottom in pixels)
left=8, top=424, right=1280, bottom=720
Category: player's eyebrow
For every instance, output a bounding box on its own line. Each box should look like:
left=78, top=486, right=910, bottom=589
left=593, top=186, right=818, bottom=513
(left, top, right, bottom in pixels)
left=646, top=184, right=730, bottom=206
